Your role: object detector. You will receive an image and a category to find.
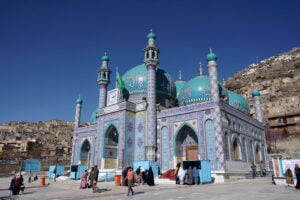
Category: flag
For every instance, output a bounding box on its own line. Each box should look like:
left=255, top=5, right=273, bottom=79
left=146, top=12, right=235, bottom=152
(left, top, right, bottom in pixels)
left=116, top=71, right=125, bottom=90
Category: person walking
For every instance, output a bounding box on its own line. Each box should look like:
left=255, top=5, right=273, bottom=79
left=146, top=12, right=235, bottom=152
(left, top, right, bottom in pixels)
left=295, top=164, right=300, bottom=189
left=175, top=163, right=180, bottom=184
left=80, top=170, right=88, bottom=189
left=125, top=167, right=135, bottom=196
left=89, top=167, right=96, bottom=193
left=94, top=165, right=99, bottom=191
left=251, top=162, right=256, bottom=179
left=135, top=166, right=141, bottom=184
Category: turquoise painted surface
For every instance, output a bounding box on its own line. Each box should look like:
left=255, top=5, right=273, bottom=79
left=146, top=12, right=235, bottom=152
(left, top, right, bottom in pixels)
left=228, top=91, right=250, bottom=112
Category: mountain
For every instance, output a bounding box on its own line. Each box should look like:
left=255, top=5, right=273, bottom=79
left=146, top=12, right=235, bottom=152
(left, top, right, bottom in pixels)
left=225, top=47, right=300, bottom=158
left=0, top=120, right=74, bottom=148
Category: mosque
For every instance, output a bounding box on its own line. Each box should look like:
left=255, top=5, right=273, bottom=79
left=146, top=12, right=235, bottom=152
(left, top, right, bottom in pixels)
left=71, top=31, right=267, bottom=182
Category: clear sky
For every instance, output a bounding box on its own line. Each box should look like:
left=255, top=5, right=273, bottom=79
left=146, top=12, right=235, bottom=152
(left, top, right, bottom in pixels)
left=1, top=0, right=300, bottom=123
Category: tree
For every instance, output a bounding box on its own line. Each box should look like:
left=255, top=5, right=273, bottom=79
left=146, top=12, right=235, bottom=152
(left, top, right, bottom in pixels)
left=282, top=128, right=289, bottom=138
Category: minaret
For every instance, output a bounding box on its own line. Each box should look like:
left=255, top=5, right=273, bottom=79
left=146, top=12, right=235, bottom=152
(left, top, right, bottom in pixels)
left=199, top=62, right=203, bottom=76
left=178, top=70, right=182, bottom=81
left=207, top=49, right=225, bottom=170
left=97, top=53, right=111, bottom=109
left=252, top=90, right=263, bottom=122
left=74, top=96, right=83, bottom=128
left=144, top=30, right=160, bottom=161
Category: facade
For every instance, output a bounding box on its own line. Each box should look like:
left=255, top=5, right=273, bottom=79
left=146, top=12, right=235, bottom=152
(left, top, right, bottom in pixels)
left=71, top=32, right=267, bottom=182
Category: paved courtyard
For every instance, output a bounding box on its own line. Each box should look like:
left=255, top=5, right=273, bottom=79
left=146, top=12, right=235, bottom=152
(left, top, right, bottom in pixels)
left=0, top=176, right=298, bottom=200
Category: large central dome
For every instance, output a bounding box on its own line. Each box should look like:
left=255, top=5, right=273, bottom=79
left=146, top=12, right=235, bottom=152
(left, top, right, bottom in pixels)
left=122, top=64, right=177, bottom=107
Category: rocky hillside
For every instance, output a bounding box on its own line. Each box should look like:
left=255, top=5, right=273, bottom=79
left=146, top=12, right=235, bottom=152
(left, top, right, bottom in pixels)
left=226, top=47, right=300, bottom=101
left=0, top=120, right=74, bottom=149
left=225, top=47, right=300, bottom=158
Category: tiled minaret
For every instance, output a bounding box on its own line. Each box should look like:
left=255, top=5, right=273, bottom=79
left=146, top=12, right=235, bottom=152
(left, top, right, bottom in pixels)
left=207, top=49, right=225, bottom=170
left=74, top=97, right=83, bottom=128
left=72, top=96, right=82, bottom=164
left=252, top=90, right=263, bottom=122
left=144, top=30, right=160, bottom=161
left=97, top=53, right=111, bottom=110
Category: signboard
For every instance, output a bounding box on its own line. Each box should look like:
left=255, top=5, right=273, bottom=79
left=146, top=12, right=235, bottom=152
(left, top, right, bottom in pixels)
left=21, top=159, right=41, bottom=172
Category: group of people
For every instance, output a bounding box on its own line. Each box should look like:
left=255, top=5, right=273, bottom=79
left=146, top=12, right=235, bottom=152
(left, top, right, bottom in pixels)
left=121, top=166, right=155, bottom=196
left=285, top=163, right=300, bottom=189
left=80, top=165, right=99, bottom=193
left=175, top=163, right=200, bottom=185
left=251, top=160, right=266, bottom=179
left=9, top=174, right=25, bottom=195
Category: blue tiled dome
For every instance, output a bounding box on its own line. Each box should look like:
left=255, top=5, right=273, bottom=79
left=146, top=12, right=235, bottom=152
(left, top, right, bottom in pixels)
left=175, top=80, right=186, bottom=98
left=228, top=91, right=250, bottom=113
left=122, top=64, right=176, bottom=107
left=177, top=75, right=227, bottom=106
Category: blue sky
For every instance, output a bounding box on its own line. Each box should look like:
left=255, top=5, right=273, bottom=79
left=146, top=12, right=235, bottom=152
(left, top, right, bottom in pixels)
left=1, top=0, right=300, bottom=123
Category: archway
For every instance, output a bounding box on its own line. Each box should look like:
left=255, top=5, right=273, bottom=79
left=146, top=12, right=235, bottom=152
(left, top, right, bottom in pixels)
left=255, top=145, right=261, bottom=163
left=233, top=138, right=241, bottom=161
left=103, top=125, right=119, bottom=169
left=80, top=139, right=91, bottom=166
left=175, top=125, right=198, bottom=164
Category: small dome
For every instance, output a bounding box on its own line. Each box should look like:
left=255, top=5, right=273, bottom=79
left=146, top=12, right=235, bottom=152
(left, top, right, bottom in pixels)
left=252, top=90, right=260, bottom=97
left=147, top=32, right=156, bottom=39
left=76, top=97, right=83, bottom=105
left=122, top=64, right=176, bottom=107
left=177, top=75, right=227, bottom=106
left=101, top=55, right=109, bottom=61
left=206, top=52, right=217, bottom=62
left=228, top=91, right=250, bottom=113
left=91, top=108, right=98, bottom=123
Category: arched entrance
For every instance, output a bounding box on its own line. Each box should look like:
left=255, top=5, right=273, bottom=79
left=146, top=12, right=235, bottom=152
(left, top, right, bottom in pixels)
left=175, top=125, right=198, bottom=164
left=80, top=139, right=91, bottom=166
left=103, top=126, right=119, bottom=169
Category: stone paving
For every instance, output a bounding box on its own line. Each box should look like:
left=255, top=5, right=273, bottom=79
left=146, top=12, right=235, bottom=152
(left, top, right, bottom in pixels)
left=0, top=175, right=299, bottom=200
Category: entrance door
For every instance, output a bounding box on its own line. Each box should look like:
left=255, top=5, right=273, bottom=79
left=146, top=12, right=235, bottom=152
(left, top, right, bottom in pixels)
left=186, top=146, right=198, bottom=160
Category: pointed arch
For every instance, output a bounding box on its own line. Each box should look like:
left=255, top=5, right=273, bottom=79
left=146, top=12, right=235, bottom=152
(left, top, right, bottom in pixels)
left=255, top=143, right=261, bottom=164
left=103, top=124, right=119, bottom=169
left=224, top=131, right=230, bottom=160
left=174, top=123, right=198, bottom=164
left=232, top=136, right=242, bottom=161
left=249, top=140, right=254, bottom=163
left=80, top=139, right=91, bottom=165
